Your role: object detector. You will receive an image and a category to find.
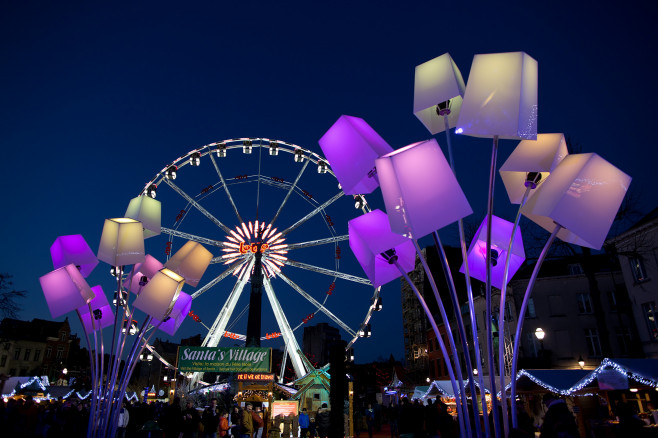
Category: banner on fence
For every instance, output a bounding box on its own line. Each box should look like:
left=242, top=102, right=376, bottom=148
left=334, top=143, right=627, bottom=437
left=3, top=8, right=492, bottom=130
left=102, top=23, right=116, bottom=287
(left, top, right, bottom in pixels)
left=177, top=347, right=271, bottom=373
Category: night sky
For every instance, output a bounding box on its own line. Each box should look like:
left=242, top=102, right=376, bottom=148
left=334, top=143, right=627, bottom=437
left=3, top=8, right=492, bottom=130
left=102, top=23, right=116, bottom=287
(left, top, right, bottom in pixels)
left=1, top=1, right=656, bottom=367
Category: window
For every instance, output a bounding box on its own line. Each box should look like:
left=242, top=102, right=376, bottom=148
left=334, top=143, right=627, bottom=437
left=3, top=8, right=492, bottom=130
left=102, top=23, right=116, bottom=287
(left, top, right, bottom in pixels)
left=3, top=343, right=9, bottom=351
left=629, top=256, right=648, bottom=282
left=525, top=298, right=536, bottom=319
left=14, top=348, right=21, bottom=360
left=56, top=347, right=64, bottom=360
left=577, top=293, right=593, bottom=314
left=585, top=328, right=602, bottom=356
left=568, top=263, right=584, bottom=275
left=549, top=295, right=565, bottom=316
left=60, top=332, right=67, bottom=341
left=615, top=327, right=632, bottom=355
left=24, top=349, right=31, bottom=361
left=46, top=347, right=52, bottom=359
left=642, top=302, right=658, bottom=341
left=34, top=350, right=41, bottom=362
left=0, top=355, right=6, bottom=367
left=313, top=393, right=320, bottom=400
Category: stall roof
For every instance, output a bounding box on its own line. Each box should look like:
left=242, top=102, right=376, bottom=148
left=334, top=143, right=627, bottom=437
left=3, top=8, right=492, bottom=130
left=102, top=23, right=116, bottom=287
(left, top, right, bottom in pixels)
left=510, top=369, right=591, bottom=395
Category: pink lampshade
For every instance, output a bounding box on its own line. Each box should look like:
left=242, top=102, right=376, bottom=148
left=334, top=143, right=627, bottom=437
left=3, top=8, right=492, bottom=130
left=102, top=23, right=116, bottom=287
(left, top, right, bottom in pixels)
left=413, top=53, right=466, bottom=134
left=133, top=268, right=184, bottom=320
left=76, top=285, right=115, bottom=332
left=318, top=115, right=394, bottom=195
left=348, top=210, right=416, bottom=288
left=97, top=218, right=145, bottom=267
left=151, top=292, right=192, bottom=336
left=124, top=255, right=164, bottom=295
left=50, top=234, right=99, bottom=278
left=39, top=264, right=96, bottom=318
left=375, top=139, right=472, bottom=239
left=459, top=215, right=525, bottom=289
left=456, top=52, right=538, bottom=140
left=499, top=133, right=569, bottom=204
left=125, top=196, right=161, bottom=239
left=164, top=241, right=212, bottom=287
left=520, top=153, right=631, bottom=249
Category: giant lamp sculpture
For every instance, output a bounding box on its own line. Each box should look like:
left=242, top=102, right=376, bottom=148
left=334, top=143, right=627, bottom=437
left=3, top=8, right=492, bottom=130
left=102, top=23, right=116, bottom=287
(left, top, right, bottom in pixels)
left=40, top=195, right=211, bottom=438
left=508, top=152, right=631, bottom=427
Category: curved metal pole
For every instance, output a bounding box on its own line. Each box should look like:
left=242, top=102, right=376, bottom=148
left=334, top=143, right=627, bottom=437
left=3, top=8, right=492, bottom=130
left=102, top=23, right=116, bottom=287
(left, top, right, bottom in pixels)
left=497, top=187, right=531, bottom=437
left=485, top=136, right=502, bottom=438
left=433, top=232, right=482, bottom=438
left=444, top=116, right=490, bottom=438
left=510, top=224, right=561, bottom=428
left=79, top=308, right=98, bottom=438
left=412, top=240, right=472, bottom=438
left=395, top=261, right=467, bottom=438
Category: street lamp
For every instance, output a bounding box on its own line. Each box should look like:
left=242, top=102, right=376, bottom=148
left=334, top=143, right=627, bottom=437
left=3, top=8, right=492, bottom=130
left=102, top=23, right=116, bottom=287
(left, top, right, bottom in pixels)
left=578, top=356, right=585, bottom=370
left=535, top=328, right=546, bottom=366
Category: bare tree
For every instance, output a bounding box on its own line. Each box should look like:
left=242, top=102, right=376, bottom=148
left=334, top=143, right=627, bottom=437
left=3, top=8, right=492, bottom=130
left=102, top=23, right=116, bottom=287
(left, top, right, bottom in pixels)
left=0, top=274, right=26, bottom=318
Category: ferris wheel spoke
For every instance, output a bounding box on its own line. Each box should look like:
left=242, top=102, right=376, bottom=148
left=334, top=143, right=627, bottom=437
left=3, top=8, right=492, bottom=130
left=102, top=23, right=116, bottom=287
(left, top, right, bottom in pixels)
left=285, top=235, right=349, bottom=251
left=201, top=258, right=254, bottom=348
left=277, top=271, right=357, bottom=338
left=262, top=276, right=307, bottom=379
left=190, top=260, right=246, bottom=299
left=281, top=191, right=344, bottom=236
left=271, top=160, right=309, bottom=226
left=208, top=153, right=244, bottom=224
left=163, top=179, right=232, bottom=235
left=161, top=227, right=227, bottom=248
left=281, top=259, right=371, bottom=285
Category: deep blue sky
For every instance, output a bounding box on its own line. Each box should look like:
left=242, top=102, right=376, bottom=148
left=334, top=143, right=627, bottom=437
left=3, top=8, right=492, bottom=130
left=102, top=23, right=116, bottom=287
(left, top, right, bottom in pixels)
left=1, top=1, right=656, bottom=367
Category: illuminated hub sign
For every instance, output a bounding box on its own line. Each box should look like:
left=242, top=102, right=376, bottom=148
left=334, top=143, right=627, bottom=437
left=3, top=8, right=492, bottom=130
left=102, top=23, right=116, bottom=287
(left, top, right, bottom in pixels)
left=237, top=373, right=275, bottom=382
left=220, top=220, right=289, bottom=278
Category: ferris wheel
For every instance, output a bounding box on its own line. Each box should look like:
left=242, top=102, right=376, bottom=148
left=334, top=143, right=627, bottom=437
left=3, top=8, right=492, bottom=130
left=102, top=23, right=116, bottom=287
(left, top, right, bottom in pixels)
left=139, top=138, right=381, bottom=382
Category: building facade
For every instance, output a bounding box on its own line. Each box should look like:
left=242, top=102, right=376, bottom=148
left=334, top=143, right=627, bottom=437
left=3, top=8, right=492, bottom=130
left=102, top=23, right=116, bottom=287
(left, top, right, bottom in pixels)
left=608, top=207, right=658, bottom=358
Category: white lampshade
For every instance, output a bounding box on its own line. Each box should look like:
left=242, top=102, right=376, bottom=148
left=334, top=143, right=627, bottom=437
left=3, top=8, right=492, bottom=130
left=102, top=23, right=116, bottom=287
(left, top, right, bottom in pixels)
left=97, top=218, right=145, bottom=266
left=40, top=264, right=95, bottom=318
left=164, top=241, right=213, bottom=287
left=413, top=53, right=465, bottom=134
left=499, top=134, right=569, bottom=204
left=125, top=196, right=161, bottom=239
left=520, top=153, right=631, bottom=249
left=133, top=268, right=184, bottom=320
left=457, top=51, right=538, bottom=140
left=375, top=139, right=472, bottom=239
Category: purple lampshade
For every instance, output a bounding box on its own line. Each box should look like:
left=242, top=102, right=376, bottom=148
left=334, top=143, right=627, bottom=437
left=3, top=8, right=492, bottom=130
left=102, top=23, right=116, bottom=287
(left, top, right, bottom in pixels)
left=124, top=255, right=164, bottom=295
left=456, top=52, right=538, bottom=140
left=349, top=210, right=416, bottom=288
left=164, top=241, right=213, bottom=287
left=76, top=285, right=115, bottom=332
left=50, top=234, right=99, bottom=278
left=318, top=115, right=394, bottom=195
left=459, top=215, right=525, bottom=289
left=375, top=139, right=472, bottom=239
left=414, top=53, right=466, bottom=134
left=40, top=264, right=96, bottom=318
left=520, top=153, right=631, bottom=250
left=133, top=268, right=184, bottom=320
left=151, top=292, right=192, bottom=336
left=499, top=133, right=569, bottom=204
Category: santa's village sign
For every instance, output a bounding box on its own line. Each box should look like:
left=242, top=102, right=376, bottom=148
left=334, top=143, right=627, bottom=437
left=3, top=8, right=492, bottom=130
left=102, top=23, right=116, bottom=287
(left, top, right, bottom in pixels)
left=178, top=347, right=271, bottom=373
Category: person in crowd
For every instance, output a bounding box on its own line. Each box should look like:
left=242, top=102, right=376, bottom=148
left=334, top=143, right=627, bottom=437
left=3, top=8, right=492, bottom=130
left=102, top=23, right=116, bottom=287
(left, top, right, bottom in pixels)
left=252, top=405, right=265, bottom=438
left=203, top=398, right=221, bottom=438
left=539, top=394, right=579, bottom=438
left=315, top=403, right=330, bottom=438
left=241, top=403, right=254, bottom=438
left=183, top=399, right=201, bottom=438
left=299, top=407, right=310, bottom=438
left=308, top=414, right=317, bottom=438
left=387, top=401, right=400, bottom=438
left=365, top=403, right=375, bottom=438
left=219, top=411, right=230, bottom=437
left=230, top=405, right=242, bottom=437
left=117, top=401, right=130, bottom=438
